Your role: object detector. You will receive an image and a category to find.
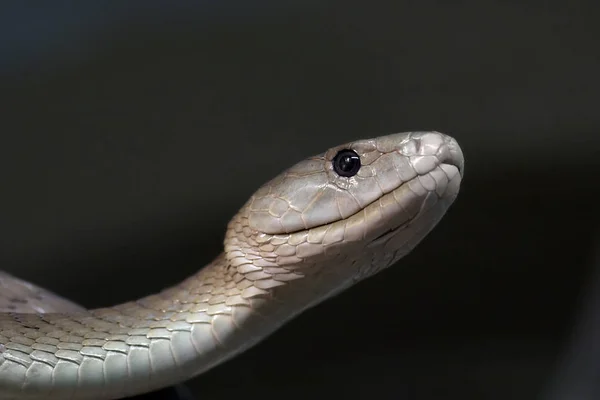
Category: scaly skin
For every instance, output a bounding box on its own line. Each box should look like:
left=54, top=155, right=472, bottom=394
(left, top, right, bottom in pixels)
left=0, top=131, right=464, bottom=399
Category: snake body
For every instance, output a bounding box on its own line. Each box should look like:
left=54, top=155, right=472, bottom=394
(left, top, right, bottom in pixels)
left=0, top=131, right=464, bottom=399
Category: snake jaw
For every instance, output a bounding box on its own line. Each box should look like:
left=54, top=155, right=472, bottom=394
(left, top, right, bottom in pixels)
left=227, top=131, right=463, bottom=286
left=245, top=131, right=463, bottom=235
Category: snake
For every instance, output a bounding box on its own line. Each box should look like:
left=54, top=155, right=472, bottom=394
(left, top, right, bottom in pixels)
left=0, top=131, right=464, bottom=399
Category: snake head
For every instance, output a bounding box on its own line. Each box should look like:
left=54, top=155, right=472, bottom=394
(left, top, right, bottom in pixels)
left=225, top=131, right=463, bottom=299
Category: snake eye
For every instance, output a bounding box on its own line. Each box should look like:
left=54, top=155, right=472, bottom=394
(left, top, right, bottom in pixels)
left=332, top=149, right=361, bottom=177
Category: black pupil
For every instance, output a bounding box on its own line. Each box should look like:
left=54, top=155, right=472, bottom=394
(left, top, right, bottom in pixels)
left=333, top=149, right=361, bottom=177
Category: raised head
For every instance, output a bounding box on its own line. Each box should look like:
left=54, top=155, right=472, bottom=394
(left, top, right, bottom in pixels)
left=225, top=131, right=464, bottom=303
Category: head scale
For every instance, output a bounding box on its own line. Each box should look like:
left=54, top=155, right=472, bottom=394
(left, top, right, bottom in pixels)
left=225, top=131, right=464, bottom=303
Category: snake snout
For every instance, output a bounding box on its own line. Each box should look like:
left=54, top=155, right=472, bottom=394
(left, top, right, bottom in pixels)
left=392, top=131, right=464, bottom=182
left=407, top=131, right=464, bottom=177
left=439, top=135, right=465, bottom=177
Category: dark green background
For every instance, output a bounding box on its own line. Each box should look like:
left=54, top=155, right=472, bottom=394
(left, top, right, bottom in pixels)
left=1, top=2, right=598, bottom=399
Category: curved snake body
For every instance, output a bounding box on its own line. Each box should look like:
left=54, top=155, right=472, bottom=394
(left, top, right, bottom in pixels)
left=0, top=131, right=464, bottom=399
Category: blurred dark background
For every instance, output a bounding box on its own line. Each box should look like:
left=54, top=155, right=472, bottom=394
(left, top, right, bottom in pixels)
left=1, top=1, right=598, bottom=399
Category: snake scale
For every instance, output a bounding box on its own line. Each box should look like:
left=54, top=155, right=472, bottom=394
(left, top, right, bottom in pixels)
left=0, top=131, right=464, bottom=399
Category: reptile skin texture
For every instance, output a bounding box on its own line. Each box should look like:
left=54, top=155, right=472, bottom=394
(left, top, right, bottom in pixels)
left=0, top=131, right=464, bottom=399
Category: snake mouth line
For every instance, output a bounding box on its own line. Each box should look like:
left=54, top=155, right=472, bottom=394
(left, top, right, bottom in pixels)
left=305, top=160, right=459, bottom=245
left=270, top=156, right=461, bottom=241
left=372, top=224, right=400, bottom=242
left=367, top=161, right=461, bottom=245
left=367, top=191, right=421, bottom=245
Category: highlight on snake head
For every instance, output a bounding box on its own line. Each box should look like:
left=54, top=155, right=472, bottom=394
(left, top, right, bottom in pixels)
left=225, top=131, right=464, bottom=302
